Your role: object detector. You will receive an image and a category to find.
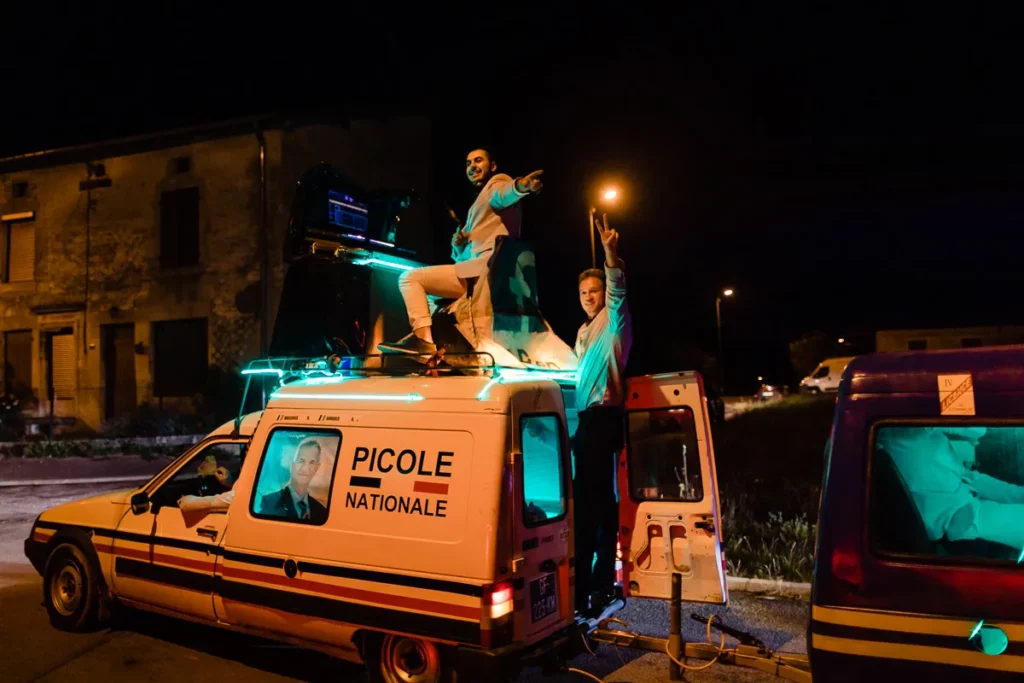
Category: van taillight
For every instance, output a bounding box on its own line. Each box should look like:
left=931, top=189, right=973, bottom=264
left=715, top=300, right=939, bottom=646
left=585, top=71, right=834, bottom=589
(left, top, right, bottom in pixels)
left=485, top=581, right=514, bottom=619
left=831, top=548, right=863, bottom=586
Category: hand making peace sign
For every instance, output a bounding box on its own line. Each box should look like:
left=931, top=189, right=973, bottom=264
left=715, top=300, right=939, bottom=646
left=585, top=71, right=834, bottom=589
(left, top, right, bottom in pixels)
left=595, top=215, right=621, bottom=267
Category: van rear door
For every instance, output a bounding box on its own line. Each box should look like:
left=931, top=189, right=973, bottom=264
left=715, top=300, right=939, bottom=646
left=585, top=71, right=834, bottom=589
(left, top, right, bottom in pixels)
left=618, top=372, right=727, bottom=604
left=511, top=388, right=574, bottom=642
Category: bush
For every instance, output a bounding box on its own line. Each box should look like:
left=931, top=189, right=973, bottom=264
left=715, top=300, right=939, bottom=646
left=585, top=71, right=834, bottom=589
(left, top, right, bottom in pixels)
left=722, top=495, right=816, bottom=583
left=9, top=439, right=185, bottom=459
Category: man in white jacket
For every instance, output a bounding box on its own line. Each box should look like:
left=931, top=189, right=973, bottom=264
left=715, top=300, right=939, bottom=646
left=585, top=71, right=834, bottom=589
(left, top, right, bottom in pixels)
left=571, top=218, right=633, bottom=616
left=378, top=147, right=543, bottom=354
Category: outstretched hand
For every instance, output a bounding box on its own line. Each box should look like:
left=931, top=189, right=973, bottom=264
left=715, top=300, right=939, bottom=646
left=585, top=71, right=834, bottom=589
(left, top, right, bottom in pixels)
left=516, top=169, right=544, bottom=194
left=596, top=215, right=619, bottom=263
left=452, top=229, right=469, bottom=247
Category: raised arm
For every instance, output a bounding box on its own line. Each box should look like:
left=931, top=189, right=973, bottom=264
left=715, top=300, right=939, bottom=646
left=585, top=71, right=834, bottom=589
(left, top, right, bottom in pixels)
left=597, top=216, right=629, bottom=331
left=488, top=170, right=544, bottom=210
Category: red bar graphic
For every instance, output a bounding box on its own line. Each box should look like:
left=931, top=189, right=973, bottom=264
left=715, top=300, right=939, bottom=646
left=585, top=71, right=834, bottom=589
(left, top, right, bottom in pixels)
left=414, top=481, right=449, bottom=495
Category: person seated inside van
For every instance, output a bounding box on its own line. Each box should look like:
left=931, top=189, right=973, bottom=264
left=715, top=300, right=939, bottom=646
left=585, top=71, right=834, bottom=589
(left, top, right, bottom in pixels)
left=876, top=426, right=1024, bottom=553
left=178, top=466, right=236, bottom=512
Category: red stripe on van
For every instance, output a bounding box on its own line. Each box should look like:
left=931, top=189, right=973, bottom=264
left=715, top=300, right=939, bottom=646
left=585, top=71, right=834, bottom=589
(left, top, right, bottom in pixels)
left=112, top=546, right=217, bottom=573
left=413, top=481, right=450, bottom=495
left=220, top=565, right=480, bottom=621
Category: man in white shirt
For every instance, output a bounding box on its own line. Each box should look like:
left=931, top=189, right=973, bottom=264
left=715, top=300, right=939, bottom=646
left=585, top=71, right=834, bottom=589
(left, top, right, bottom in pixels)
left=571, top=218, right=633, bottom=616
left=378, top=147, right=543, bottom=354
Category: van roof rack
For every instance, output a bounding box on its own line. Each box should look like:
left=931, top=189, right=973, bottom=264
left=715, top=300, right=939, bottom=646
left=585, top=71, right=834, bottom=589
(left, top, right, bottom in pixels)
left=233, top=352, right=576, bottom=433
left=234, top=352, right=497, bottom=430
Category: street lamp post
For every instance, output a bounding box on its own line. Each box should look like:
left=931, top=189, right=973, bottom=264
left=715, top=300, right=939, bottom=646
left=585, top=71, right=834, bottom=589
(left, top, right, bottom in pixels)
left=589, top=207, right=596, bottom=268
left=715, top=288, right=734, bottom=395
left=590, top=187, right=620, bottom=268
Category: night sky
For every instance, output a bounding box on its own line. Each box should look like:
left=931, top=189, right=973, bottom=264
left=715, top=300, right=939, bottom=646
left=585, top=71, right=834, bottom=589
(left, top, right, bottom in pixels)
left=5, top=5, right=1022, bottom=392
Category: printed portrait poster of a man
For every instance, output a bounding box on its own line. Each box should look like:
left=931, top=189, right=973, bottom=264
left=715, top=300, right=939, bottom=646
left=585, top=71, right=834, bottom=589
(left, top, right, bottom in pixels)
left=253, top=430, right=341, bottom=524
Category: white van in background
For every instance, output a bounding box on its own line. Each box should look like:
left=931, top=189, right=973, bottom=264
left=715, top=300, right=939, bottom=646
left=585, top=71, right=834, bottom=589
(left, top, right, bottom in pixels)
left=799, top=356, right=855, bottom=394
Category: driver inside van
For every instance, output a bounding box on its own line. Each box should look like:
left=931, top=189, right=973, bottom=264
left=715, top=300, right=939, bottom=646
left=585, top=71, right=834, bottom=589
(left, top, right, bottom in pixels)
left=178, top=466, right=236, bottom=513
left=876, top=426, right=1024, bottom=551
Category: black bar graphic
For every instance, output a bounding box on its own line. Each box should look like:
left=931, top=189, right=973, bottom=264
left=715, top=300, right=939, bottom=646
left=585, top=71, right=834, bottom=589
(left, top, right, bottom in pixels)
left=349, top=476, right=382, bottom=489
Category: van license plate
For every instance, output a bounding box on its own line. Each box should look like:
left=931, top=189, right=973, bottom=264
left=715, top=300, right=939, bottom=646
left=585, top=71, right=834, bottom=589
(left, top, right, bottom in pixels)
left=530, top=572, right=558, bottom=623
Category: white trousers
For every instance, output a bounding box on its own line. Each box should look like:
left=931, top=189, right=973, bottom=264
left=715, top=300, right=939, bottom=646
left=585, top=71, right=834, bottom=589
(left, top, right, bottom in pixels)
left=398, top=264, right=467, bottom=330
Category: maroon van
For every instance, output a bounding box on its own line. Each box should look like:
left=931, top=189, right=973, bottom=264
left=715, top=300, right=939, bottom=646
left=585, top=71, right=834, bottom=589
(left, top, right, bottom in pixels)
left=810, top=345, right=1024, bottom=681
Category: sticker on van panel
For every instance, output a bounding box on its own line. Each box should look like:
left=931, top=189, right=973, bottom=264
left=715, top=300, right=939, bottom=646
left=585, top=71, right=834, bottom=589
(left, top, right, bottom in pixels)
left=339, top=429, right=472, bottom=527
left=938, top=374, right=975, bottom=416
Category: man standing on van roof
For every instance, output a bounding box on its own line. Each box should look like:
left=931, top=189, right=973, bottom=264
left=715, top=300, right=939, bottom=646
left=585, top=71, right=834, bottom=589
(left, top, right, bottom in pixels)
left=378, top=147, right=544, bottom=355
left=572, top=217, right=633, bottom=617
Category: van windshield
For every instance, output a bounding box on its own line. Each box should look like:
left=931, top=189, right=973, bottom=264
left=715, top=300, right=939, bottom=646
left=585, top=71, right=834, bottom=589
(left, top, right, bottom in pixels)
left=872, top=424, right=1024, bottom=563
left=627, top=407, right=703, bottom=502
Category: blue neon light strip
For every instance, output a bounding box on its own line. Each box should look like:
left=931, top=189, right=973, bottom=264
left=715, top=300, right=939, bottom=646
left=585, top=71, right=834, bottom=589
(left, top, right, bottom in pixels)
left=476, top=377, right=503, bottom=401
left=271, top=391, right=425, bottom=402
left=496, top=368, right=577, bottom=383
left=1018, top=547, right=1024, bottom=564
left=352, top=258, right=414, bottom=272
left=342, top=233, right=367, bottom=241
left=369, top=239, right=395, bottom=247
left=241, top=368, right=284, bottom=377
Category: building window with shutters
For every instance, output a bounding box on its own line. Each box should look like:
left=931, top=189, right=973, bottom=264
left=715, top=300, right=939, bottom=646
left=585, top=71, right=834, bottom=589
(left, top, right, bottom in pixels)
left=2, top=219, right=36, bottom=283
left=45, top=330, right=77, bottom=403
left=152, top=318, right=208, bottom=397
left=160, top=187, right=200, bottom=269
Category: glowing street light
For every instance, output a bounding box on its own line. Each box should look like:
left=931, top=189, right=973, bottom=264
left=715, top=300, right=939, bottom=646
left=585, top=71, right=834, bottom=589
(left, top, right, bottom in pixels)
left=838, top=337, right=846, bottom=344
left=602, top=188, right=619, bottom=202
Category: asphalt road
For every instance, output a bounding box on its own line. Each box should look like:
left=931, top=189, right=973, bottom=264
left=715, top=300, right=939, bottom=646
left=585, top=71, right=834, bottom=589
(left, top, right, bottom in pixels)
left=0, top=483, right=809, bottom=683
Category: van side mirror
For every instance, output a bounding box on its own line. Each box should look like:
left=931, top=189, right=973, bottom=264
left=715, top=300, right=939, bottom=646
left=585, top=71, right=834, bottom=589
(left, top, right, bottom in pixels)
left=131, top=492, right=150, bottom=515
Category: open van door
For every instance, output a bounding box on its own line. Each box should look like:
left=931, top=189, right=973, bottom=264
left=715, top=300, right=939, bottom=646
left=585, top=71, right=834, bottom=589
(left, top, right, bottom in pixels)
left=618, top=371, right=728, bottom=604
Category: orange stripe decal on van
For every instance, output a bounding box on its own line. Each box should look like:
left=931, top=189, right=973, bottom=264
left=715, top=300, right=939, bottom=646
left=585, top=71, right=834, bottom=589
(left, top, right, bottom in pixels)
left=220, top=565, right=480, bottom=621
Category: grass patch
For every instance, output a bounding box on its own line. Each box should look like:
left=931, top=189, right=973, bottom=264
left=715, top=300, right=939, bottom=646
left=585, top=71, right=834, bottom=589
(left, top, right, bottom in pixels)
left=713, top=395, right=835, bottom=582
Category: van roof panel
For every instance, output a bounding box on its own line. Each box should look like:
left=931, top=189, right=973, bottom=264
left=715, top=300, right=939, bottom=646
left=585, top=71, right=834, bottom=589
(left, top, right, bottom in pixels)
left=842, top=345, right=1024, bottom=395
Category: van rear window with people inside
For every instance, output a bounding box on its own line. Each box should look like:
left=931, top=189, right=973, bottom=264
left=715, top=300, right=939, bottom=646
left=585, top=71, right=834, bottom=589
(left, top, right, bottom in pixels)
left=872, top=424, right=1024, bottom=562
left=250, top=429, right=342, bottom=525
left=627, top=407, right=703, bottom=502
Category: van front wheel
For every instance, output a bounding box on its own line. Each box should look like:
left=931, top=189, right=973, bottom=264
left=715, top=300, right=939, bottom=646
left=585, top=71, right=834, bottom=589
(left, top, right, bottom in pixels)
left=368, top=633, right=455, bottom=683
left=43, top=543, right=101, bottom=631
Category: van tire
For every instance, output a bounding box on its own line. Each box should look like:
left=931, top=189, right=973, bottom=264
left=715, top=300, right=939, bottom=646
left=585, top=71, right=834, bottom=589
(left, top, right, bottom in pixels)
left=363, top=632, right=457, bottom=683
left=43, top=543, right=102, bottom=632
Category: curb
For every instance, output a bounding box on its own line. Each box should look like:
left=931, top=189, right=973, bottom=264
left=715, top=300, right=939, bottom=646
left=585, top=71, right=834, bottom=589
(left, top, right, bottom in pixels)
left=727, top=575, right=810, bottom=600
left=0, top=475, right=153, bottom=488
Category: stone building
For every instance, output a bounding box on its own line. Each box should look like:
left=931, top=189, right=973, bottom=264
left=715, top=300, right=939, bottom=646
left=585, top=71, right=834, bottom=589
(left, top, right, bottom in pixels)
left=0, top=113, right=432, bottom=432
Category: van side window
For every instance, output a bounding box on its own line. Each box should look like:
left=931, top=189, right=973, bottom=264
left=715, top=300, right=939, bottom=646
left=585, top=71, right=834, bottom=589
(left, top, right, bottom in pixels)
left=627, top=407, right=703, bottom=502
left=152, top=441, right=245, bottom=508
left=250, top=428, right=342, bottom=526
left=814, top=365, right=830, bottom=379
left=522, top=415, right=567, bottom=526
left=871, top=424, right=1024, bottom=562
